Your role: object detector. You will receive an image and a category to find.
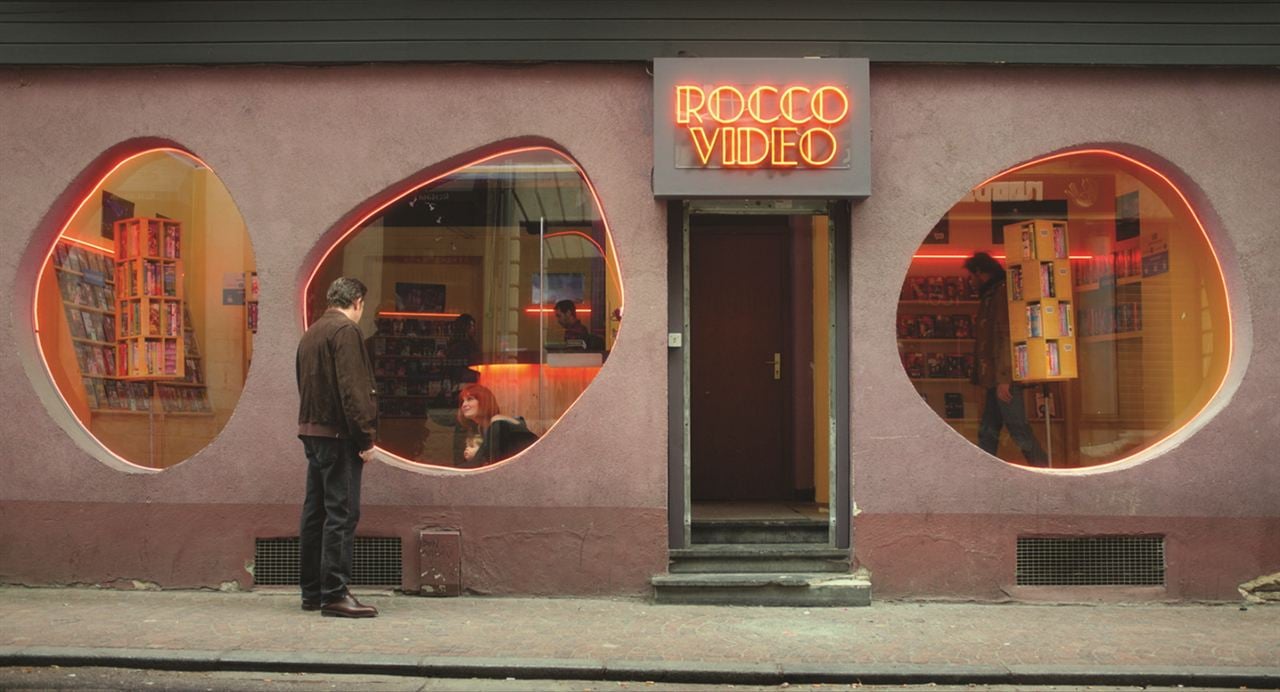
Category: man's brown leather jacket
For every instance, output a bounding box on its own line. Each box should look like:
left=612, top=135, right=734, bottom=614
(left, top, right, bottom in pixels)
left=296, top=308, right=378, bottom=450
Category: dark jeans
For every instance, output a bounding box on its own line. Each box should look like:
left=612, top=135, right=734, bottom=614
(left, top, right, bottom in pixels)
left=299, top=436, right=364, bottom=603
left=978, top=384, right=1049, bottom=467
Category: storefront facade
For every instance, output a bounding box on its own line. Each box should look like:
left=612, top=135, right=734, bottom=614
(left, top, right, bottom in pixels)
left=2, top=5, right=1278, bottom=601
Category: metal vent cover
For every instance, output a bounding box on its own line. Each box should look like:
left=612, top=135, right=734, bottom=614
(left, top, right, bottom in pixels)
left=254, top=537, right=402, bottom=587
left=1016, top=535, right=1165, bottom=586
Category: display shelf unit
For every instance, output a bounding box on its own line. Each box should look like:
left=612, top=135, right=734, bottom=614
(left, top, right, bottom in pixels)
left=1074, top=263, right=1143, bottom=341
left=1071, top=240, right=1146, bottom=440
left=371, top=315, right=465, bottom=419
left=113, top=217, right=185, bottom=380
left=246, top=271, right=259, bottom=333
left=1073, top=231, right=1203, bottom=439
left=898, top=272, right=981, bottom=427
left=166, top=304, right=212, bottom=414
left=1080, top=331, right=1143, bottom=344
left=51, top=240, right=149, bottom=413
left=1004, top=219, right=1077, bottom=382
left=1002, top=219, right=1080, bottom=468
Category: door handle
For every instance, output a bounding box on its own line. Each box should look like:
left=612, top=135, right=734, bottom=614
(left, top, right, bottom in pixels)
left=764, top=352, right=781, bottom=380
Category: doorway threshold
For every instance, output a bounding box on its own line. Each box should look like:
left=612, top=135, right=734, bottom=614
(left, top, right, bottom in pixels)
left=691, top=501, right=827, bottom=522
left=690, top=501, right=829, bottom=544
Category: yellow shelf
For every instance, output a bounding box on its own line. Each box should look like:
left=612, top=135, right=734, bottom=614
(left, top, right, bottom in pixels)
left=1005, top=219, right=1078, bottom=384
left=63, top=301, right=114, bottom=315
left=1075, top=275, right=1142, bottom=292
left=71, top=336, right=115, bottom=347
left=55, top=266, right=114, bottom=285
left=114, top=217, right=186, bottom=380
left=1080, top=331, right=1143, bottom=344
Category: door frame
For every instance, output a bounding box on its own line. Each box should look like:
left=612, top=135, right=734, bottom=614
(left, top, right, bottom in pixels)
left=667, top=199, right=851, bottom=549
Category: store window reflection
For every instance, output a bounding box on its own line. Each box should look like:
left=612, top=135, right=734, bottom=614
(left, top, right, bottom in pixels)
left=35, top=147, right=257, bottom=470
left=898, top=150, right=1229, bottom=469
left=305, top=148, right=621, bottom=469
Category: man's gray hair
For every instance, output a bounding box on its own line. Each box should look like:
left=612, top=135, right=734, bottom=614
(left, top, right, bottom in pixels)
left=326, top=277, right=368, bottom=309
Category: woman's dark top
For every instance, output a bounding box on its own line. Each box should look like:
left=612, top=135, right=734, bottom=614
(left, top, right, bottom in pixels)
left=461, top=416, right=538, bottom=467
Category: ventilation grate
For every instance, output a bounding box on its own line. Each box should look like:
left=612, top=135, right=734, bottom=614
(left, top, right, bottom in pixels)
left=1016, top=535, right=1164, bottom=586
left=254, top=537, right=403, bottom=587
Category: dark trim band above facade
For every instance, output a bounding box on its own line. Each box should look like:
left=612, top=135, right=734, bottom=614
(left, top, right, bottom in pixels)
left=2, top=1, right=1280, bottom=66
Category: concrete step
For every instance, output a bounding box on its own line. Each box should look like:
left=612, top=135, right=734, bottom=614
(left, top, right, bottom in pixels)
left=690, top=518, right=829, bottom=545
left=651, top=572, right=871, bottom=607
left=669, top=543, right=850, bottom=574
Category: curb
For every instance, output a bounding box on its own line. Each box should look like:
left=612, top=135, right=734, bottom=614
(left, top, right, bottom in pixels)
left=2, top=647, right=1278, bottom=688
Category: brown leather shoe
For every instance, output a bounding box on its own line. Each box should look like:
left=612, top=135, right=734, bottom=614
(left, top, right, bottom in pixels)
left=320, top=593, right=378, bottom=618
left=301, top=599, right=321, bottom=611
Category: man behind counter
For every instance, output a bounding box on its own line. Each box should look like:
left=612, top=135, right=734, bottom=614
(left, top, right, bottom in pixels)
left=554, top=299, right=603, bottom=350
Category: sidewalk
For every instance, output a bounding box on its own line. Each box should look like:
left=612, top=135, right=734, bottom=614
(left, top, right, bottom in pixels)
left=1, top=586, right=1277, bottom=687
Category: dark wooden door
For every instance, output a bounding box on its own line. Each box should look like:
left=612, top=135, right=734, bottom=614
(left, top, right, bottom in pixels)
left=690, top=217, right=791, bottom=501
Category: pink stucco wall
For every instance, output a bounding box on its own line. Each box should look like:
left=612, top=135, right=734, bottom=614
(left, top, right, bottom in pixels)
left=851, top=65, right=1278, bottom=600
left=1, top=63, right=1277, bottom=600
left=0, top=63, right=669, bottom=594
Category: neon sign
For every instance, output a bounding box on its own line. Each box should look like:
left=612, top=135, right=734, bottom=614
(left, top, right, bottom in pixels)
left=674, top=84, right=851, bottom=169
left=652, top=58, right=869, bottom=197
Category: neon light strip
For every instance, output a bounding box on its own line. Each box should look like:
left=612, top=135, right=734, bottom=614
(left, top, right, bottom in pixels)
left=524, top=306, right=591, bottom=315
left=473, top=363, right=535, bottom=373
left=969, top=148, right=1232, bottom=470
left=33, top=146, right=214, bottom=472
left=543, top=230, right=605, bottom=257
left=378, top=311, right=462, bottom=319
left=303, top=145, right=624, bottom=472
left=913, top=253, right=1094, bottom=260
left=60, top=236, right=114, bottom=254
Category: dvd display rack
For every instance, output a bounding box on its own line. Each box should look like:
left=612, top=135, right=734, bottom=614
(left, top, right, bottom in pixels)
left=897, top=273, right=981, bottom=422
left=1003, top=219, right=1077, bottom=382
left=114, top=217, right=185, bottom=380
left=155, top=304, right=211, bottom=414
left=52, top=240, right=152, bottom=412
left=371, top=315, right=466, bottom=418
left=246, top=271, right=259, bottom=333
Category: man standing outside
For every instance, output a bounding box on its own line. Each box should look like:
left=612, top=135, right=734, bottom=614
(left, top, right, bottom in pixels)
left=964, top=252, right=1049, bottom=467
left=297, top=277, right=379, bottom=617
left=554, top=299, right=603, bottom=350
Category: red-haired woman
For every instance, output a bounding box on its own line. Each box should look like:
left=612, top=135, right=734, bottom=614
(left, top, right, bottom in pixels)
left=456, top=384, right=537, bottom=467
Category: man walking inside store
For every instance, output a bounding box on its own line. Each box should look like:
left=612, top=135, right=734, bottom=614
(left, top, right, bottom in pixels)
left=296, top=277, right=379, bottom=617
left=964, top=252, right=1049, bottom=467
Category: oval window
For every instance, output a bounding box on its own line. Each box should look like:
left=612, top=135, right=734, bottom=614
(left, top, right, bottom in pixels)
left=35, top=147, right=258, bottom=470
left=898, top=149, right=1229, bottom=469
left=304, top=148, right=622, bottom=469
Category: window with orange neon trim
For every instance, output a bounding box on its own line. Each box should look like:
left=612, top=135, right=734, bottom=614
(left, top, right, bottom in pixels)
left=898, top=150, right=1229, bottom=469
left=35, top=149, right=257, bottom=470
left=304, top=148, right=621, bottom=469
